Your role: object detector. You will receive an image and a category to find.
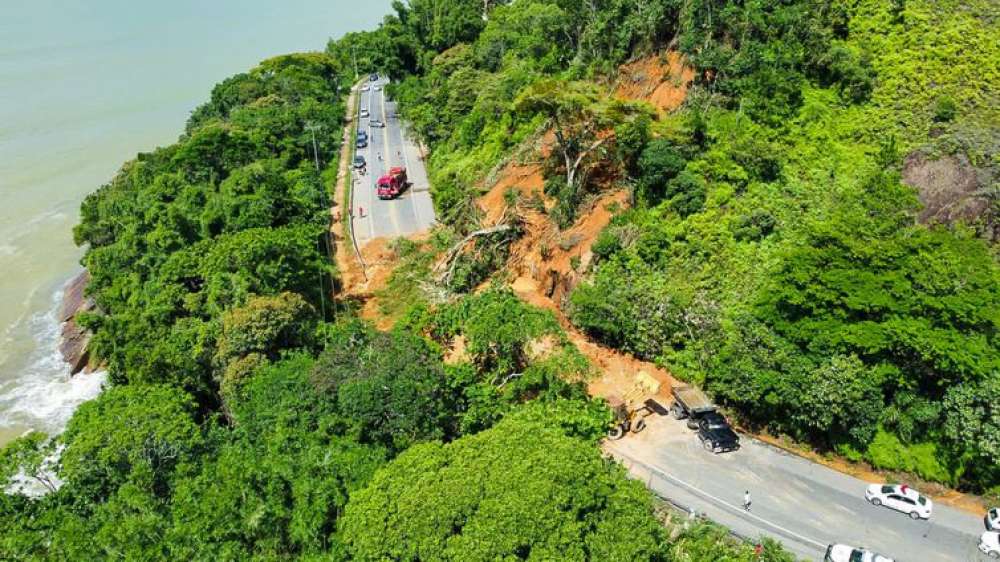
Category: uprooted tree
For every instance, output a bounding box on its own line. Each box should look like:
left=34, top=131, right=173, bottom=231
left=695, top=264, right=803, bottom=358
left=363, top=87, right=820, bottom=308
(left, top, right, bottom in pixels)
left=514, top=79, right=653, bottom=226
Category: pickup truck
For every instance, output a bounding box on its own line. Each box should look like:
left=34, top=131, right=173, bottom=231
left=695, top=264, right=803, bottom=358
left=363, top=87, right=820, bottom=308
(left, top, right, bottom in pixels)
left=671, top=384, right=740, bottom=453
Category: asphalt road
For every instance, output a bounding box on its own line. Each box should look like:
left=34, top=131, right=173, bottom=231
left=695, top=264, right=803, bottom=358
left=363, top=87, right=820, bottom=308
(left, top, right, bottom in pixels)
left=351, top=77, right=435, bottom=245
left=608, top=415, right=991, bottom=562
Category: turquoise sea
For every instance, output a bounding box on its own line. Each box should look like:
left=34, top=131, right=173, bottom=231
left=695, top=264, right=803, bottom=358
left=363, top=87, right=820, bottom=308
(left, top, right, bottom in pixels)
left=0, top=0, right=391, bottom=445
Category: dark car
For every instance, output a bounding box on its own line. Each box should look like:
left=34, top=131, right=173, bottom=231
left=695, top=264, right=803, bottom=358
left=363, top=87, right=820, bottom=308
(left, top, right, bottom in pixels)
left=355, top=137, right=367, bottom=149
left=352, top=155, right=366, bottom=169
left=369, top=73, right=378, bottom=81
left=357, top=130, right=368, bottom=141
left=697, top=412, right=740, bottom=453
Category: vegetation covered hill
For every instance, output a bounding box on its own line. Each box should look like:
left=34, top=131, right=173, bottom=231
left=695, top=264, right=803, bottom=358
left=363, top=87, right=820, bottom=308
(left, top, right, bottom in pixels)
left=356, top=0, right=1000, bottom=496
left=1, top=0, right=998, bottom=560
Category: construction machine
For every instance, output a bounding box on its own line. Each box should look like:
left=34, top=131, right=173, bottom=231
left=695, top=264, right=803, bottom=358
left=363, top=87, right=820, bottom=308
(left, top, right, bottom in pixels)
left=606, top=371, right=661, bottom=440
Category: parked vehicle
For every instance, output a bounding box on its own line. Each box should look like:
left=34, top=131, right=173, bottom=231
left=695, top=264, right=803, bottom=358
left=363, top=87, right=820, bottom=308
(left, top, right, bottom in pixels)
left=360, top=108, right=369, bottom=118
left=670, top=384, right=717, bottom=428
left=864, top=484, right=932, bottom=520
left=361, top=85, right=370, bottom=92
left=356, top=137, right=367, bottom=149
left=696, top=412, right=740, bottom=453
left=824, top=544, right=894, bottom=562
left=374, top=85, right=382, bottom=91
left=369, top=73, right=378, bottom=81
left=370, top=119, right=385, bottom=128
left=987, top=507, right=1000, bottom=531
left=980, top=531, right=1000, bottom=558
left=376, top=167, right=407, bottom=199
left=357, top=130, right=368, bottom=141
left=352, top=155, right=366, bottom=169
left=670, top=385, right=739, bottom=453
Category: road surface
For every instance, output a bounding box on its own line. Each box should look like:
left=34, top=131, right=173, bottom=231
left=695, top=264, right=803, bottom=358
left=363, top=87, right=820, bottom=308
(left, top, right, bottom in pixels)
left=351, top=77, right=435, bottom=245
left=608, top=415, right=991, bottom=561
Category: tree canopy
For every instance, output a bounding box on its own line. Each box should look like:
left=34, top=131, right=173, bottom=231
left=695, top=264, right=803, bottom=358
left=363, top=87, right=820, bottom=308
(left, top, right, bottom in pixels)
left=339, top=403, right=668, bottom=562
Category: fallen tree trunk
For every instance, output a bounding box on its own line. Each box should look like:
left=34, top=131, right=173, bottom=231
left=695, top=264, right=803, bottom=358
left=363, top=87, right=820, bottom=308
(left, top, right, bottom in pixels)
left=435, top=224, right=513, bottom=284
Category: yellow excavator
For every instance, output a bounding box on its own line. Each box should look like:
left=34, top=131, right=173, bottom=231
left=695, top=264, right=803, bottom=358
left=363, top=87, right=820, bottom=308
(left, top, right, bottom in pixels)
left=606, top=371, right=662, bottom=440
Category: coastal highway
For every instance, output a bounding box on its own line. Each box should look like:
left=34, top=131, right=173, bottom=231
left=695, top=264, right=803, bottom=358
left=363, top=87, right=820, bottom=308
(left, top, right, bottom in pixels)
left=609, top=416, right=990, bottom=561
left=351, top=77, right=435, bottom=245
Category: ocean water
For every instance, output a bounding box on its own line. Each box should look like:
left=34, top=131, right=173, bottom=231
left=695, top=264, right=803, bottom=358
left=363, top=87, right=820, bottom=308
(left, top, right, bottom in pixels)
left=0, top=0, right=391, bottom=445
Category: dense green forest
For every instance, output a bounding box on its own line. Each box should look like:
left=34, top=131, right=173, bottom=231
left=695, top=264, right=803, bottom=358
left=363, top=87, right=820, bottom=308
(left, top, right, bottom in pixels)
left=2, top=0, right=997, bottom=559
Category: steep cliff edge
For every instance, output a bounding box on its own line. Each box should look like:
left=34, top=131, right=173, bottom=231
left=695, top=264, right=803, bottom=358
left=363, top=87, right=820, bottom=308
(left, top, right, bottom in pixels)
left=58, top=271, right=93, bottom=375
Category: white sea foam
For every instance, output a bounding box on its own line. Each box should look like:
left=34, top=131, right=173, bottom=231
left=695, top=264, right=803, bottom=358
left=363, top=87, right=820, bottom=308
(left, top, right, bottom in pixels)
left=0, top=287, right=105, bottom=437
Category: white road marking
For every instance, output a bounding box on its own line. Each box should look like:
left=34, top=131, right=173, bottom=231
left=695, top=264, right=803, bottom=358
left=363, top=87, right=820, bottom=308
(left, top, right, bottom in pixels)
left=379, top=84, right=402, bottom=236
left=609, top=444, right=828, bottom=551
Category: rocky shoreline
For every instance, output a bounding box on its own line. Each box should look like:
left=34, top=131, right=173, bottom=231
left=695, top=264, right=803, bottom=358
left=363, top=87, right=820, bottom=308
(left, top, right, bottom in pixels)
left=58, top=270, right=93, bottom=375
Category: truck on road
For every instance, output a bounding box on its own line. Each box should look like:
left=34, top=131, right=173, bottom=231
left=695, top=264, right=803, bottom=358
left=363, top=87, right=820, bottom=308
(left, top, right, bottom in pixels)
left=376, top=166, right=407, bottom=199
left=671, top=384, right=740, bottom=453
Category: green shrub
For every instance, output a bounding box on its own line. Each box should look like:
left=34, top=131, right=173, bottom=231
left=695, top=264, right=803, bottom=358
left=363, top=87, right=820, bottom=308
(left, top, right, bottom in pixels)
left=865, top=429, right=955, bottom=485
left=933, top=96, right=958, bottom=122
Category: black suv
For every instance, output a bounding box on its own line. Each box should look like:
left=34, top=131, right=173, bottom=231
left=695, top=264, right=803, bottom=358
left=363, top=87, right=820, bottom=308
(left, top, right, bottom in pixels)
left=696, top=412, right=740, bottom=453
left=369, top=73, right=378, bottom=81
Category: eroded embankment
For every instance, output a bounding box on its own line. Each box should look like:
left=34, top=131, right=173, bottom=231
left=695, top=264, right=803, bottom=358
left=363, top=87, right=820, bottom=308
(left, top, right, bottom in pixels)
left=341, top=52, right=696, bottom=403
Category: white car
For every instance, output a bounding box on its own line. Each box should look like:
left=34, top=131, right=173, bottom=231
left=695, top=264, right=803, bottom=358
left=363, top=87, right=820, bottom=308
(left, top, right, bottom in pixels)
left=824, top=543, right=894, bottom=562
left=987, top=507, right=1000, bottom=531
left=864, top=484, right=932, bottom=519
left=360, top=108, right=369, bottom=118
left=980, top=531, right=1000, bottom=558
left=361, top=85, right=370, bottom=92
left=374, top=85, right=382, bottom=91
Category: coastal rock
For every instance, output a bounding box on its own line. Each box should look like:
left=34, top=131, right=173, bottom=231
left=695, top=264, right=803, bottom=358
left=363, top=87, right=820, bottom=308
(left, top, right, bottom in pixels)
left=60, top=319, right=91, bottom=375
left=59, top=271, right=94, bottom=374
left=59, top=270, right=92, bottom=323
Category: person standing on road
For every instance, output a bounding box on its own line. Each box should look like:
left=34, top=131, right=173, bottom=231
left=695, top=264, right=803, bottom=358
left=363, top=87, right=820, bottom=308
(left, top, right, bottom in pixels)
left=743, top=490, right=752, bottom=512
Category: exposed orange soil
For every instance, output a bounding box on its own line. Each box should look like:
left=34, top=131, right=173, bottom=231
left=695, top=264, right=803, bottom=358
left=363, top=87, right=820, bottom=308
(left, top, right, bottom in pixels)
left=614, top=52, right=695, bottom=115
left=352, top=237, right=402, bottom=330
left=478, top=157, right=676, bottom=405
left=444, top=334, right=469, bottom=365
